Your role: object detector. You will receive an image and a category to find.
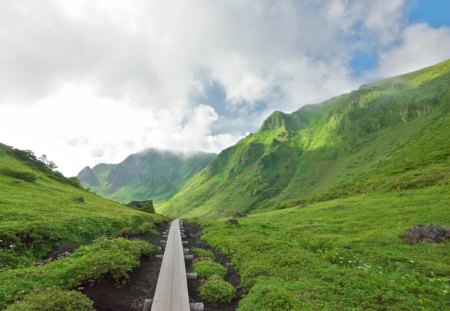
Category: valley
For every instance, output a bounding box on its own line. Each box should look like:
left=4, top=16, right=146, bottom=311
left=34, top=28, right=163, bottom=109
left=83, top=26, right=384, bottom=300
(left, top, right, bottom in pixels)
left=1, top=60, right=449, bottom=310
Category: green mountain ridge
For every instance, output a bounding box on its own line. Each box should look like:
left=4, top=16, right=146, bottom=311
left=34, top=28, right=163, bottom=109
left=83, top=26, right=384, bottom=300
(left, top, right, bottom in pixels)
left=160, top=59, right=450, bottom=217
left=78, top=149, right=216, bottom=203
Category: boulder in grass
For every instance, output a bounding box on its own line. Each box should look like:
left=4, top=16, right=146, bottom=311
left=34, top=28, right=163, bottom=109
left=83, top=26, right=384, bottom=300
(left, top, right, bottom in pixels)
left=403, top=225, right=450, bottom=244
left=226, top=218, right=239, bottom=225
left=74, top=197, right=85, bottom=203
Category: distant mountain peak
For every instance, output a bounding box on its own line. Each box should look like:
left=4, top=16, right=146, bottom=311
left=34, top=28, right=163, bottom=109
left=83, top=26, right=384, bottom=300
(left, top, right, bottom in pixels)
left=77, top=166, right=99, bottom=187
left=77, top=149, right=216, bottom=203
left=260, top=111, right=306, bottom=131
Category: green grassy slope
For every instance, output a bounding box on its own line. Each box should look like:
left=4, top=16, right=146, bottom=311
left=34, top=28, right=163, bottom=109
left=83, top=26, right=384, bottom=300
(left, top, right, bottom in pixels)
left=78, top=149, right=215, bottom=203
left=0, top=143, right=164, bottom=267
left=160, top=59, right=450, bottom=217
left=201, top=186, right=450, bottom=310
left=0, top=143, right=165, bottom=309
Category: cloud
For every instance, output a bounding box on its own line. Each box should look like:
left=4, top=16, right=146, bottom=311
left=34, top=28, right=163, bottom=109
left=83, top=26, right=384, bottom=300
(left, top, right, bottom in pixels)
left=0, top=0, right=448, bottom=175
left=0, top=0, right=409, bottom=109
left=374, top=23, right=450, bottom=77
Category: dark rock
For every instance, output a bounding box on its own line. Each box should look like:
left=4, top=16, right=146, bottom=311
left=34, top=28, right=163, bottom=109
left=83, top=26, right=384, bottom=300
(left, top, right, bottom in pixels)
left=404, top=225, right=450, bottom=244
left=226, top=218, right=239, bottom=225
left=74, top=197, right=85, bottom=203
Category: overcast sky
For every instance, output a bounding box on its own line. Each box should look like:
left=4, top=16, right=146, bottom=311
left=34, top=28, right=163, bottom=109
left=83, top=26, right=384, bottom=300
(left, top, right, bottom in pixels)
left=0, top=0, right=449, bottom=176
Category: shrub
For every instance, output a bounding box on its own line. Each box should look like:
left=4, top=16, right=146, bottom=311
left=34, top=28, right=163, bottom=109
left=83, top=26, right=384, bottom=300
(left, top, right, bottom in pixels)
left=5, top=288, right=93, bottom=311
left=199, top=277, right=236, bottom=303
left=0, top=238, right=158, bottom=309
left=238, top=282, right=301, bottom=311
left=0, top=169, right=36, bottom=183
left=0, top=249, right=33, bottom=269
left=119, top=222, right=158, bottom=237
left=138, top=222, right=158, bottom=236
left=67, top=177, right=82, bottom=188
left=192, top=247, right=215, bottom=260
left=193, top=260, right=227, bottom=279
left=127, top=200, right=155, bottom=213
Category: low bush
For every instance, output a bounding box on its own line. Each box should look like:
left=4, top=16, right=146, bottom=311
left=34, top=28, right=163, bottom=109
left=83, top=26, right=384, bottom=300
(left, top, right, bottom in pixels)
left=237, top=282, right=302, bottom=311
left=0, top=249, right=33, bottom=270
left=5, top=288, right=93, bottom=311
left=0, top=169, right=36, bottom=183
left=192, top=247, right=215, bottom=260
left=198, top=277, right=236, bottom=303
left=0, top=238, right=158, bottom=309
left=119, top=222, right=158, bottom=237
left=138, top=222, right=158, bottom=236
left=193, top=260, right=227, bottom=279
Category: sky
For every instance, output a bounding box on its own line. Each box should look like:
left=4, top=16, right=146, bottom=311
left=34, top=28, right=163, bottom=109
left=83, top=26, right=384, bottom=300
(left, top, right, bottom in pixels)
left=0, top=0, right=449, bottom=176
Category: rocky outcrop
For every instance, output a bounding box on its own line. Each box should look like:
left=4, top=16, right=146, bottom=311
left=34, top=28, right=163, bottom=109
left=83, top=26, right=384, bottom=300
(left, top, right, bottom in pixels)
left=403, top=225, right=450, bottom=244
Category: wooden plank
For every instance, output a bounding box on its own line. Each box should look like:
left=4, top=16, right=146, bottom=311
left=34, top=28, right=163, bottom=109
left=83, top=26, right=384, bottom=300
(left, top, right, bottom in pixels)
left=151, top=219, right=190, bottom=311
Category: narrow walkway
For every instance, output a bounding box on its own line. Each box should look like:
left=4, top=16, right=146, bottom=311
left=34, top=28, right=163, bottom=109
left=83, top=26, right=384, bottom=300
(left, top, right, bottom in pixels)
left=151, top=219, right=190, bottom=311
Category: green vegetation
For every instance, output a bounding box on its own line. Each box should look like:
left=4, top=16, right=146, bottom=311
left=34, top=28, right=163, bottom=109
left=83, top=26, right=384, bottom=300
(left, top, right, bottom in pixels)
left=193, top=260, right=227, bottom=279
left=157, top=60, right=450, bottom=309
left=127, top=200, right=155, bottom=214
left=0, top=169, right=37, bottom=183
left=77, top=149, right=215, bottom=203
left=160, top=59, right=450, bottom=218
left=201, top=186, right=450, bottom=310
left=5, top=288, right=93, bottom=311
left=192, top=247, right=215, bottom=260
left=0, top=143, right=165, bottom=309
left=0, top=237, right=157, bottom=309
left=199, top=276, right=236, bottom=303
left=0, top=143, right=164, bottom=269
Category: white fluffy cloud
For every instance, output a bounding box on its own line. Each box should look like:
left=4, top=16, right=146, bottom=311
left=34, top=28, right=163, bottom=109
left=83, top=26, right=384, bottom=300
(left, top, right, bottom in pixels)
left=375, top=23, right=450, bottom=77
left=0, top=0, right=449, bottom=175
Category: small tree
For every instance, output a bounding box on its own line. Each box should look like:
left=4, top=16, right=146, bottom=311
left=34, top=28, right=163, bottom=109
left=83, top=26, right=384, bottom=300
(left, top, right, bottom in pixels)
left=38, top=155, right=58, bottom=170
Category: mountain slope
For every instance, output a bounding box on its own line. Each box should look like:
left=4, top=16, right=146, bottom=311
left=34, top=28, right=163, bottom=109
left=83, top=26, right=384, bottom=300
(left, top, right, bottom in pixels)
left=0, top=143, right=164, bottom=269
left=0, top=143, right=166, bottom=309
left=160, top=59, right=450, bottom=217
left=201, top=186, right=450, bottom=310
left=78, top=149, right=215, bottom=203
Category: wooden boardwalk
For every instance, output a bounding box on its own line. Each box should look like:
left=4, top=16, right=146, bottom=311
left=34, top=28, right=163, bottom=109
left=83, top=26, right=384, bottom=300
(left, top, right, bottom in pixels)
left=151, top=219, right=190, bottom=311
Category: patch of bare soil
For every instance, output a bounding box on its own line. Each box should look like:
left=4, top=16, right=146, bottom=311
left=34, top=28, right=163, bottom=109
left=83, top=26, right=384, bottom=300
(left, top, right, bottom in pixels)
left=183, top=221, right=242, bottom=311
left=80, top=222, right=167, bottom=311
left=81, top=253, right=161, bottom=311
left=35, top=243, right=80, bottom=267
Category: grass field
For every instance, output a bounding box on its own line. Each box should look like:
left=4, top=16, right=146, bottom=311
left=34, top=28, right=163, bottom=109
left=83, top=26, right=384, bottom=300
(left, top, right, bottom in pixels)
left=0, top=143, right=165, bottom=309
left=200, top=186, right=450, bottom=310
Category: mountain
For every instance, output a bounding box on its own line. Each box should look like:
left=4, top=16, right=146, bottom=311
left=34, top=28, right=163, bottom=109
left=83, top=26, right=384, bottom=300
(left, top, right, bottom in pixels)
left=77, top=149, right=216, bottom=203
left=160, top=59, right=450, bottom=218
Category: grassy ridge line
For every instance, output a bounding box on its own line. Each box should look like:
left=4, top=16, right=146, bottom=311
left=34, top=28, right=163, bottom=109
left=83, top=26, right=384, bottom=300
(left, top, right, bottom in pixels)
left=159, top=59, right=450, bottom=218
left=200, top=186, right=450, bottom=310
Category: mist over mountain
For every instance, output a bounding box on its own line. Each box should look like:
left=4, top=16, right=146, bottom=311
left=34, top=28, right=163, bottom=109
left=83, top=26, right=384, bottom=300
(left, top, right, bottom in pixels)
left=77, top=149, right=215, bottom=203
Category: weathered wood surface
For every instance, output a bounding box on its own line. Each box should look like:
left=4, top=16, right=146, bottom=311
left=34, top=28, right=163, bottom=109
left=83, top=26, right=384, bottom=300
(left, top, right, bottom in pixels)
left=151, top=219, right=190, bottom=311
